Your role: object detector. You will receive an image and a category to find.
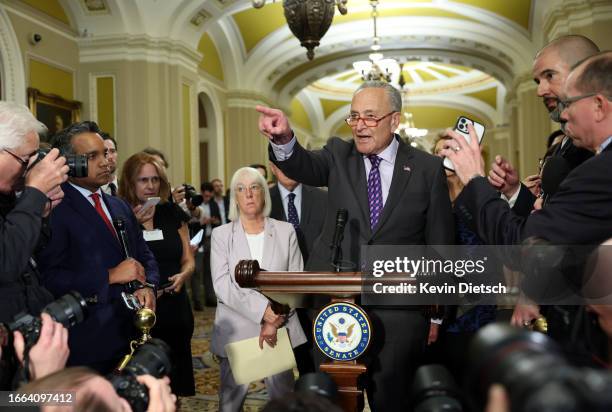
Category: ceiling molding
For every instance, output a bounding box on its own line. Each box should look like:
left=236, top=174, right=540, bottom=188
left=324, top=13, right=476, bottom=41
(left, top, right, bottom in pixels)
left=543, top=0, right=612, bottom=40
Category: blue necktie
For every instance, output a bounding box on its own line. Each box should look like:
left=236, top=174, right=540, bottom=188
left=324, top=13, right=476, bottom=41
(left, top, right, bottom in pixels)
left=367, top=155, right=383, bottom=229
left=287, top=192, right=300, bottom=231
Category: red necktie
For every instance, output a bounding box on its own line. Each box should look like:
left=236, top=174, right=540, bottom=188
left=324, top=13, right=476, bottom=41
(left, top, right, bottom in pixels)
left=90, top=193, right=117, bottom=237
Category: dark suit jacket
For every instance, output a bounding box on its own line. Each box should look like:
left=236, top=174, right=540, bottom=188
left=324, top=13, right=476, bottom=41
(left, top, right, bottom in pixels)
left=512, top=136, right=593, bottom=217
left=269, top=184, right=327, bottom=264
left=36, top=183, right=159, bottom=367
left=270, top=136, right=454, bottom=271
left=456, top=144, right=612, bottom=245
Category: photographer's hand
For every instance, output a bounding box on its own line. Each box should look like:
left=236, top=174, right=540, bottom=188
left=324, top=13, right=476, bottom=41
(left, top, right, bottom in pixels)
left=25, top=148, right=69, bottom=194
left=42, top=185, right=65, bottom=218
left=427, top=323, right=439, bottom=345
left=109, top=258, right=146, bottom=285
left=13, top=313, right=69, bottom=380
left=485, top=385, right=510, bottom=412
left=171, top=186, right=185, bottom=204
left=136, top=375, right=176, bottom=412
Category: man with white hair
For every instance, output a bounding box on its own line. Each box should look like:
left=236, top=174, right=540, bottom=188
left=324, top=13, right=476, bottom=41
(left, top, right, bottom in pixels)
left=0, top=101, right=69, bottom=323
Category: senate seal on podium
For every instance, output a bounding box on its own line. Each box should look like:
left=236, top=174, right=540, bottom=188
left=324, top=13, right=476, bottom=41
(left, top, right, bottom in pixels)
left=313, top=302, right=371, bottom=361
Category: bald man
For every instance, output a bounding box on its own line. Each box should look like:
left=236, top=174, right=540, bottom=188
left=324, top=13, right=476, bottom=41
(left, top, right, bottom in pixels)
left=440, top=51, right=612, bottom=364
left=490, top=35, right=599, bottom=215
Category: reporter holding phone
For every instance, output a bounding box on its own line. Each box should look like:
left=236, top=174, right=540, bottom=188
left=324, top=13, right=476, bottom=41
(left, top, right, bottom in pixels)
left=119, top=152, right=195, bottom=396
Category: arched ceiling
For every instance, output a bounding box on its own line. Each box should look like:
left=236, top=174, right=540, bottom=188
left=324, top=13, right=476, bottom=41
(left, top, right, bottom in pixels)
left=24, top=0, right=537, bottom=134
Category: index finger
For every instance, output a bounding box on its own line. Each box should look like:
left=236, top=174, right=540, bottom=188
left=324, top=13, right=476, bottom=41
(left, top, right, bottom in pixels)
left=255, top=105, right=278, bottom=116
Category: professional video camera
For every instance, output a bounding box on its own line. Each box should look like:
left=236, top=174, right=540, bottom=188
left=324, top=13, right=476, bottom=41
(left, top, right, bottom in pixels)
left=36, top=148, right=88, bottom=178
left=2, top=291, right=87, bottom=348
left=183, top=183, right=203, bottom=207
left=108, top=338, right=171, bottom=412
left=467, top=323, right=612, bottom=412
left=412, top=364, right=464, bottom=412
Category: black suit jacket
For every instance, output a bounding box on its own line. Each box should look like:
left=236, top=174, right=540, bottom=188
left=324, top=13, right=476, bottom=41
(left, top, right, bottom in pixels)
left=456, top=144, right=612, bottom=245
left=512, top=136, right=593, bottom=217
left=270, top=135, right=454, bottom=271
left=269, top=184, right=327, bottom=264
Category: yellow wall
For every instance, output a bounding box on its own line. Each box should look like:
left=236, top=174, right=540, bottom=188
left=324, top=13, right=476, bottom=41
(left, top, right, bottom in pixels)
left=290, top=98, right=312, bottom=131
left=19, top=0, right=70, bottom=25
left=198, top=34, right=224, bottom=81
left=29, top=59, right=73, bottom=99
left=96, top=77, right=115, bottom=137
left=182, top=84, right=192, bottom=182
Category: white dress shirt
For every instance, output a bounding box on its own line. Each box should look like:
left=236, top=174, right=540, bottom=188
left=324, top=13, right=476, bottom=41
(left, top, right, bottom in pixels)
left=69, top=182, right=116, bottom=235
left=278, top=183, right=302, bottom=221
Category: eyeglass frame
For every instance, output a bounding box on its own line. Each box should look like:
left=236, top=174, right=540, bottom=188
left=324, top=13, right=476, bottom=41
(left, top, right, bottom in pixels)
left=3, top=148, right=37, bottom=176
left=345, top=111, right=396, bottom=128
left=235, top=183, right=263, bottom=195
left=557, top=92, right=612, bottom=112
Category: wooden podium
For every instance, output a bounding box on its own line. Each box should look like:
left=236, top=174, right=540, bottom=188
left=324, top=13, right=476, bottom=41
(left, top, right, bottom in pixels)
left=235, top=260, right=368, bottom=412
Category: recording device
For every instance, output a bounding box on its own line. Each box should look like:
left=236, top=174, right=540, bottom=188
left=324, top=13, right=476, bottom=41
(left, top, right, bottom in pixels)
left=108, top=339, right=172, bottom=412
left=467, top=323, right=612, bottom=412
left=141, top=197, right=160, bottom=213
left=412, top=365, right=464, bottom=412
left=540, top=156, right=570, bottom=204
left=443, top=116, right=486, bottom=172
left=294, top=372, right=338, bottom=401
left=36, top=148, right=88, bottom=178
left=330, top=209, right=348, bottom=272
left=113, top=218, right=143, bottom=292
left=3, top=292, right=87, bottom=348
left=183, top=184, right=203, bottom=207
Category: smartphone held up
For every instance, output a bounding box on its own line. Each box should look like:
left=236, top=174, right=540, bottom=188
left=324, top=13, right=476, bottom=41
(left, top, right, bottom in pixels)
left=443, top=116, right=486, bottom=172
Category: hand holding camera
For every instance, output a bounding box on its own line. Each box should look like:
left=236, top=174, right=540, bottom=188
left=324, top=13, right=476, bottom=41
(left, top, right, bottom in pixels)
left=13, top=312, right=69, bottom=381
left=25, top=148, right=69, bottom=195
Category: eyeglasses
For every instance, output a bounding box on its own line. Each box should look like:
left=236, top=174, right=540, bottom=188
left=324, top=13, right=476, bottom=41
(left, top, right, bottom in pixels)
left=236, top=183, right=262, bottom=194
left=3, top=149, right=36, bottom=175
left=345, top=111, right=396, bottom=127
left=557, top=93, right=598, bottom=112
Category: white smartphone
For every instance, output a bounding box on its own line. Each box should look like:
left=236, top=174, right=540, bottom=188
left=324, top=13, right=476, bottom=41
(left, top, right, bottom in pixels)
left=141, top=197, right=161, bottom=212
left=443, top=116, right=486, bottom=171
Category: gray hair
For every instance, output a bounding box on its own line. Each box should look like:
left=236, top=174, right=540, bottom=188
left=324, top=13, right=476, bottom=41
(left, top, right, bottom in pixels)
left=228, top=167, right=272, bottom=221
left=354, top=81, right=402, bottom=112
left=0, top=101, right=46, bottom=150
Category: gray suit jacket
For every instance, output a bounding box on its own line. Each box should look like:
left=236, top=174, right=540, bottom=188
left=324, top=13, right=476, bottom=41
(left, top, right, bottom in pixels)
left=210, top=217, right=307, bottom=356
left=270, top=136, right=454, bottom=271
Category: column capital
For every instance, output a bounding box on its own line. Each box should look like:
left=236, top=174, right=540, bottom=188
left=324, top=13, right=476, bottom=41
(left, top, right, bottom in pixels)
left=79, top=34, right=202, bottom=73
left=544, top=0, right=612, bottom=40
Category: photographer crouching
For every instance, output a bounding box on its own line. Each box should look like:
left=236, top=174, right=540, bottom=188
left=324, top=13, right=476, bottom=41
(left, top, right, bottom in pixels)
left=0, top=101, right=69, bottom=388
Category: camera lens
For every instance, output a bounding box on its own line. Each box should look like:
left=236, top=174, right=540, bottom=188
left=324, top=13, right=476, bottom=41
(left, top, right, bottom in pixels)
left=65, top=154, right=88, bottom=178
left=43, top=291, right=88, bottom=327
left=412, top=365, right=463, bottom=412
left=124, top=338, right=172, bottom=378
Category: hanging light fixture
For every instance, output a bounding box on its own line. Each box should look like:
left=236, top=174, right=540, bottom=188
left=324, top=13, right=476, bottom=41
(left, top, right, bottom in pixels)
left=352, top=1, right=399, bottom=83
left=252, top=0, right=348, bottom=60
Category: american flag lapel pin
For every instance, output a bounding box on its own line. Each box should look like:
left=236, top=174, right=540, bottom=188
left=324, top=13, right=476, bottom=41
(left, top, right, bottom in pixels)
left=403, top=165, right=411, bottom=172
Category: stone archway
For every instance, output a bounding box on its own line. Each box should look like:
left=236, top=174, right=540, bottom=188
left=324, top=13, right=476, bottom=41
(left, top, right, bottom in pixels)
left=197, top=90, right=224, bottom=184
left=0, top=6, right=26, bottom=103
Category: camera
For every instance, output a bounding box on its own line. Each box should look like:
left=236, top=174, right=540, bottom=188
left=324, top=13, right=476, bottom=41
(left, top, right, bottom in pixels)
left=5, top=291, right=87, bottom=348
left=108, top=338, right=172, bottom=412
left=412, top=364, right=464, bottom=412
left=183, top=184, right=203, bottom=207
left=37, top=148, right=88, bottom=178
left=467, top=323, right=612, bottom=412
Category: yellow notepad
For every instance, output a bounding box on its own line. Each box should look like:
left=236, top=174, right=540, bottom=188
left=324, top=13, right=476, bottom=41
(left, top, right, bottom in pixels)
left=225, top=327, right=296, bottom=385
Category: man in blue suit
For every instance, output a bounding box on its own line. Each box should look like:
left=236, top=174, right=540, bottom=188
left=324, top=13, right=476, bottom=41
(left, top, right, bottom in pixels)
left=37, top=121, right=159, bottom=374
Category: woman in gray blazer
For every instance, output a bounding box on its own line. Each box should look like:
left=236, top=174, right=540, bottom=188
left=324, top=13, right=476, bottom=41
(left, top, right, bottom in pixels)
left=210, top=166, right=306, bottom=411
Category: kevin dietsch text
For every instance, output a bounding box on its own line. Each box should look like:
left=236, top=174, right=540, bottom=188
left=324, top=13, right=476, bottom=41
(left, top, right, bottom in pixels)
left=372, top=282, right=507, bottom=295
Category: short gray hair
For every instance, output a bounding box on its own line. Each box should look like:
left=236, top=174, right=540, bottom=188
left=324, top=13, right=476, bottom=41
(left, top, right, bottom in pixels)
left=354, top=81, right=402, bottom=112
left=0, top=101, right=46, bottom=150
left=228, top=167, right=272, bottom=221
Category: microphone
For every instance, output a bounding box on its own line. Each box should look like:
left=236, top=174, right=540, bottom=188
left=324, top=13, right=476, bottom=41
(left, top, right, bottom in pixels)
left=330, top=209, right=348, bottom=272
left=541, top=156, right=570, bottom=204
left=113, top=218, right=143, bottom=291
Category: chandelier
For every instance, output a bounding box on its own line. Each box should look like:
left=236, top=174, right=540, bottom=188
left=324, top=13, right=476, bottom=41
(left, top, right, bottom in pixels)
left=397, top=64, right=428, bottom=143
left=252, top=0, right=348, bottom=60
left=352, top=0, right=399, bottom=83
